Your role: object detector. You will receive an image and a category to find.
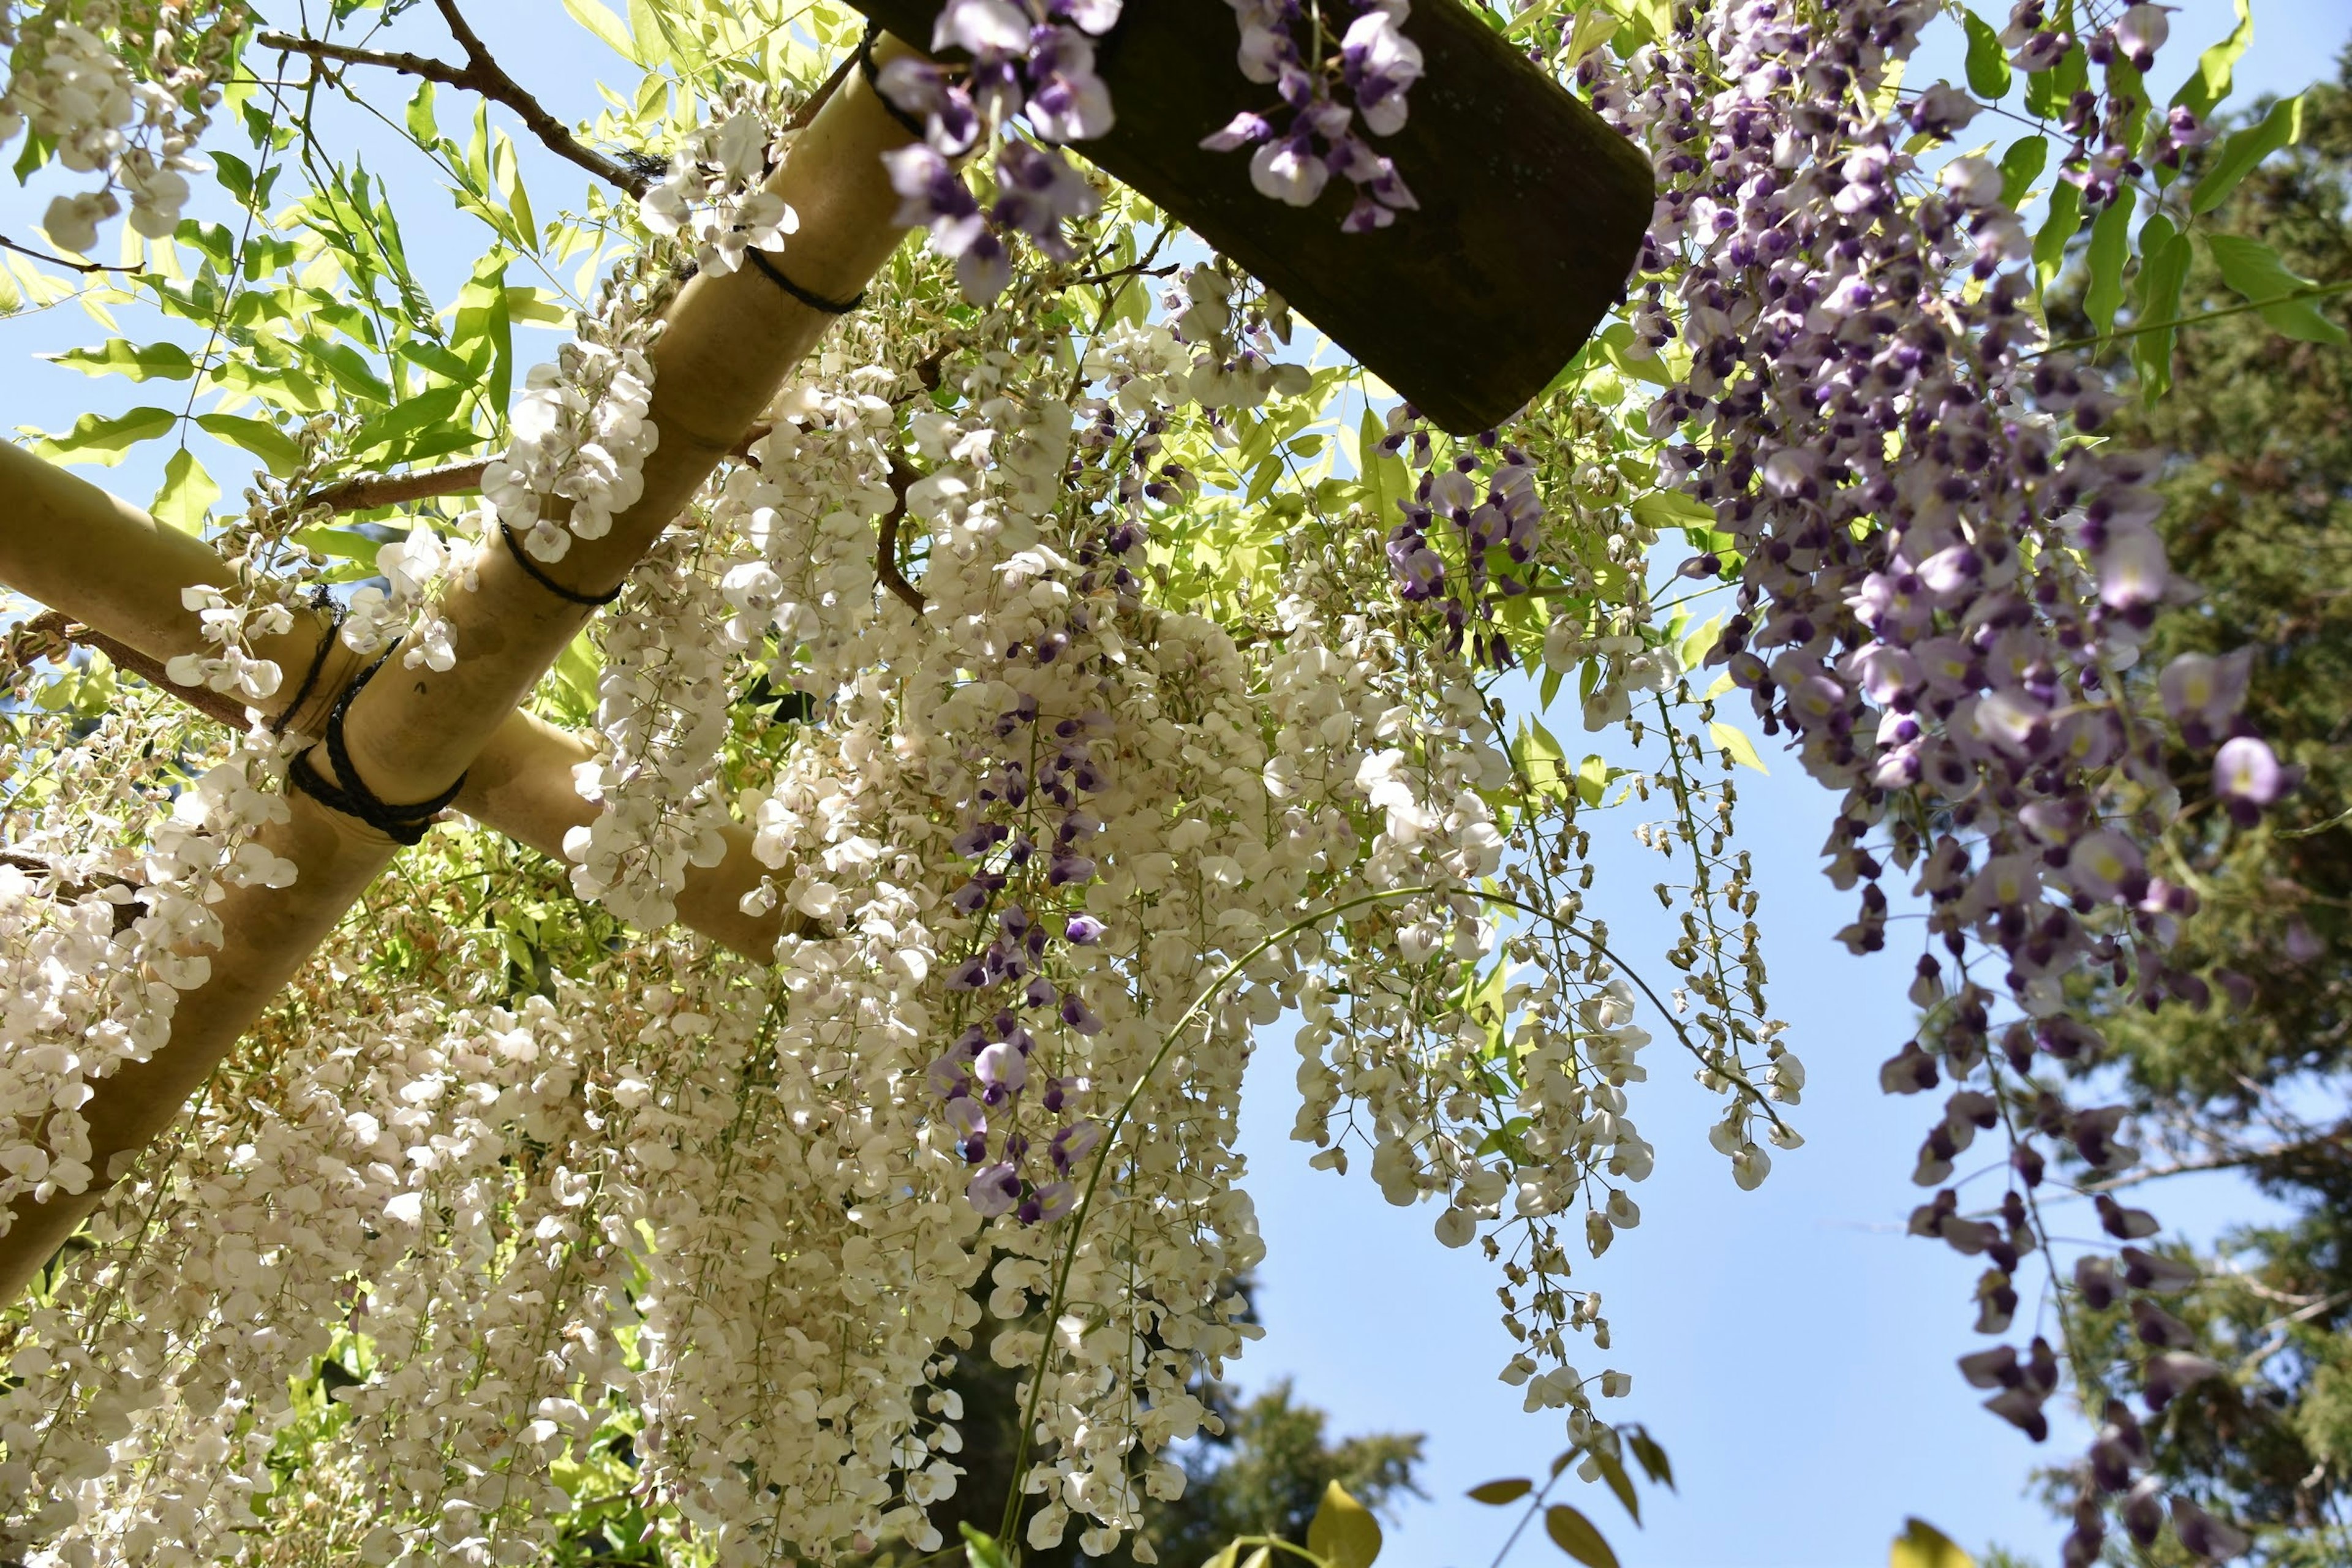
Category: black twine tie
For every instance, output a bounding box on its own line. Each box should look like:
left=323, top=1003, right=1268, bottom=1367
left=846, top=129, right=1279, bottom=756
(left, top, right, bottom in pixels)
left=747, top=247, right=865, bottom=316
left=500, top=521, right=624, bottom=607
left=859, top=21, right=929, bottom=142
left=286, top=646, right=467, bottom=846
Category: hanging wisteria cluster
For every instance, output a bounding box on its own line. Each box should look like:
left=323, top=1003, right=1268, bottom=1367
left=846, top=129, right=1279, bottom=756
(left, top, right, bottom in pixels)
left=0, top=0, right=244, bottom=252
left=0, top=0, right=2310, bottom=1561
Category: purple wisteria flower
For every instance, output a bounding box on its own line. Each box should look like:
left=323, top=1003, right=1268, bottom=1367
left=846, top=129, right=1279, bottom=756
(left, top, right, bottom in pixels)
left=1202, top=0, right=1423, bottom=231
left=873, top=0, right=1123, bottom=300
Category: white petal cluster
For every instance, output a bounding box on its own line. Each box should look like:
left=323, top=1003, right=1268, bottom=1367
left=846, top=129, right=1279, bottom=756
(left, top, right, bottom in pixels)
left=341, top=514, right=483, bottom=673
left=481, top=279, right=663, bottom=564
left=0, top=2, right=239, bottom=253
left=636, top=106, right=801, bottom=276
left=163, top=583, right=290, bottom=705
left=0, top=699, right=292, bottom=1253
left=0, top=252, right=1790, bottom=1562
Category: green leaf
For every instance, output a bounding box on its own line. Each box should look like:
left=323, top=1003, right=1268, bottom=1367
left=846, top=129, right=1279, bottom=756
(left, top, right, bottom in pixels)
left=33, top=405, right=176, bottom=466
left=2034, top=179, right=2082, bottom=294
left=45, top=340, right=197, bottom=382
left=2082, top=186, right=2137, bottom=336
left=562, top=0, right=639, bottom=58
left=1626, top=1429, right=1675, bottom=1491
left=194, top=413, right=305, bottom=478
left=957, top=1523, right=1011, bottom=1568
left=1544, top=1505, right=1619, bottom=1568
left=2130, top=219, right=2190, bottom=399
left=405, top=80, right=440, bottom=148
left=1890, top=1518, right=1973, bottom=1568
left=1590, top=1450, right=1640, bottom=1525
left=306, top=339, right=396, bottom=405
left=626, top=0, right=671, bottom=66
left=351, top=385, right=471, bottom=457
left=1306, top=1481, right=1382, bottom=1568
left=2172, top=0, right=2250, bottom=123
left=153, top=449, right=219, bottom=533
left=1996, top=135, right=2047, bottom=208
left=2191, top=94, right=2304, bottom=216
left=1708, top=720, right=1768, bottom=774
left=1630, top=491, right=1714, bottom=531
left=1468, top=1478, right=1534, bottom=1506
left=2206, top=233, right=2350, bottom=345
left=1961, top=12, right=2010, bottom=100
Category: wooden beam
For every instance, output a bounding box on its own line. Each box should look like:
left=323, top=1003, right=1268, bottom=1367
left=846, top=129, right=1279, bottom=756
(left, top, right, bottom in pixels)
left=0, top=40, right=924, bottom=1300
left=0, top=448, right=789, bottom=960
left=850, top=0, right=1653, bottom=432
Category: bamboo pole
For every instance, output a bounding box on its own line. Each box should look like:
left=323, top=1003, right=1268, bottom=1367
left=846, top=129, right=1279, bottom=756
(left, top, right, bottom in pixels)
left=0, top=446, right=786, bottom=959
left=0, top=44, right=919, bottom=1298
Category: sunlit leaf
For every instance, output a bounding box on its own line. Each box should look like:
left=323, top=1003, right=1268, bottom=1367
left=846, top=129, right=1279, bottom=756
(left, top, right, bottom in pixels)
left=2206, top=233, right=2350, bottom=345
left=1307, top=1480, right=1382, bottom=1568
left=1961, top=11, right=2009, bottom=100
left=153, top=449, right=219, bottom=533
left=45, top=340, right=195, bottom=382
left=2082, top=186, right=2137, bottom=336
left=1468, top=1477, right=1534, bottom=1506
left=32, top=405, right=176, bottom=466
left=1890, top=1518, right=1973, bottom=1568
left=2192, top=94, right=2304, bottom=216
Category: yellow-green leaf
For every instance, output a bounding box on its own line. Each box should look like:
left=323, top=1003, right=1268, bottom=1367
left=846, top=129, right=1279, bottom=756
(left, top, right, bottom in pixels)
left=2206, top=233, right=2350, bottom=345
left=45, top=340, right=196, bottom=381
left=1961, top=10, right=2010, bottom=100
left=153, top=448, right=219, bottom=533
left=32, top=405, right=176, bottom=466
left=560, top=0, right=638, bottom=60
left=1469, top=1478, right=1534, bottom=1506
left=2082, top=186, right=2137, bottom=336
left=1708, top=720, right=1768, bottom=774
left=1544, top=1504, right=1619, bottom=1568
left=2192, top=94, right=2304, bottom=216
left=1890, top=1518, right=1974, bottom=1568
left=1306, top=1480, right=1382, bottom=1568
left=1630, top=491, right=1714, bottom=532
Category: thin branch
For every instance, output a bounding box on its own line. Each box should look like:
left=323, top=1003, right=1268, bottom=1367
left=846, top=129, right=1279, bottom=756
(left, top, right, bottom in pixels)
left=2078, top=1130, right=2352, bottom=1195
left=0, top=852, right=140, bottom=932
left=303, top=427, right=778, bottom=513
left=257, top=15, right=647, bottom=198
left=0, top=234, right=137, bottom=274
left=878, top=461, right=927, bottom=614
left=303, top=459, right=491, bottom=514
left=20, top=611, right=248, bottom=729
left=2038, top=277, right=2352, bottom=356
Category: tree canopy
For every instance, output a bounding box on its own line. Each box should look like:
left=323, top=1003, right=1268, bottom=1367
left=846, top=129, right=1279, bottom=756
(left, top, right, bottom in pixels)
left=0, top=1, right=2341, bottom=1565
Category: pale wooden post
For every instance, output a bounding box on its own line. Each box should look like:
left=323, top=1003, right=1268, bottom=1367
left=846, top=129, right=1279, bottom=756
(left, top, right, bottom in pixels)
left=0, top=41, right=921, bottom=1298
left=0, top=444, right=788, bottom=959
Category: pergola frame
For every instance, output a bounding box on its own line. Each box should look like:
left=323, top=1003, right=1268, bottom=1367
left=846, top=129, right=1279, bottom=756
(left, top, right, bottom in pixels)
left=0, top=41, right=924, bottom=1299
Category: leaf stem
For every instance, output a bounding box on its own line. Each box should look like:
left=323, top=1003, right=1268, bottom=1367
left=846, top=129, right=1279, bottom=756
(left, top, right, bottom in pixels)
left=2037, top=277, right=2352, bottom=355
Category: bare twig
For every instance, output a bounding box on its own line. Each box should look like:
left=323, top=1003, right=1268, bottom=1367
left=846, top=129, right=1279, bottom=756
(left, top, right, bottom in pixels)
left=303, top=459, right=492, bottom=514
left=257, top=15, right=647, bottom=198
left=301, top=428, right=777, bottom=514
left=20, top=610, right=249, bottom=729
left=0, top=234, right=138, bottom=274
left=878, top=461, right=926, bottom=614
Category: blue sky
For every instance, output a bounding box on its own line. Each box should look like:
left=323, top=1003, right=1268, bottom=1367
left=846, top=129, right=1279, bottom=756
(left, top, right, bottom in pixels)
left=4, top=4, right=2348, bottom=1565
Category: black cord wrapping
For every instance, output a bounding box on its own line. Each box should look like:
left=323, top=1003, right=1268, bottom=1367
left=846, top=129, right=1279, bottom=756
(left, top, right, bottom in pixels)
left=285, top=646, right=467, bottom=846
left=858, top=21, right=929, bottom=142
left=268, top=591, right=344, bottom=734
left=499, top=521, right=624, bottom=607
left=747, top=247, right=865, bottom=316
